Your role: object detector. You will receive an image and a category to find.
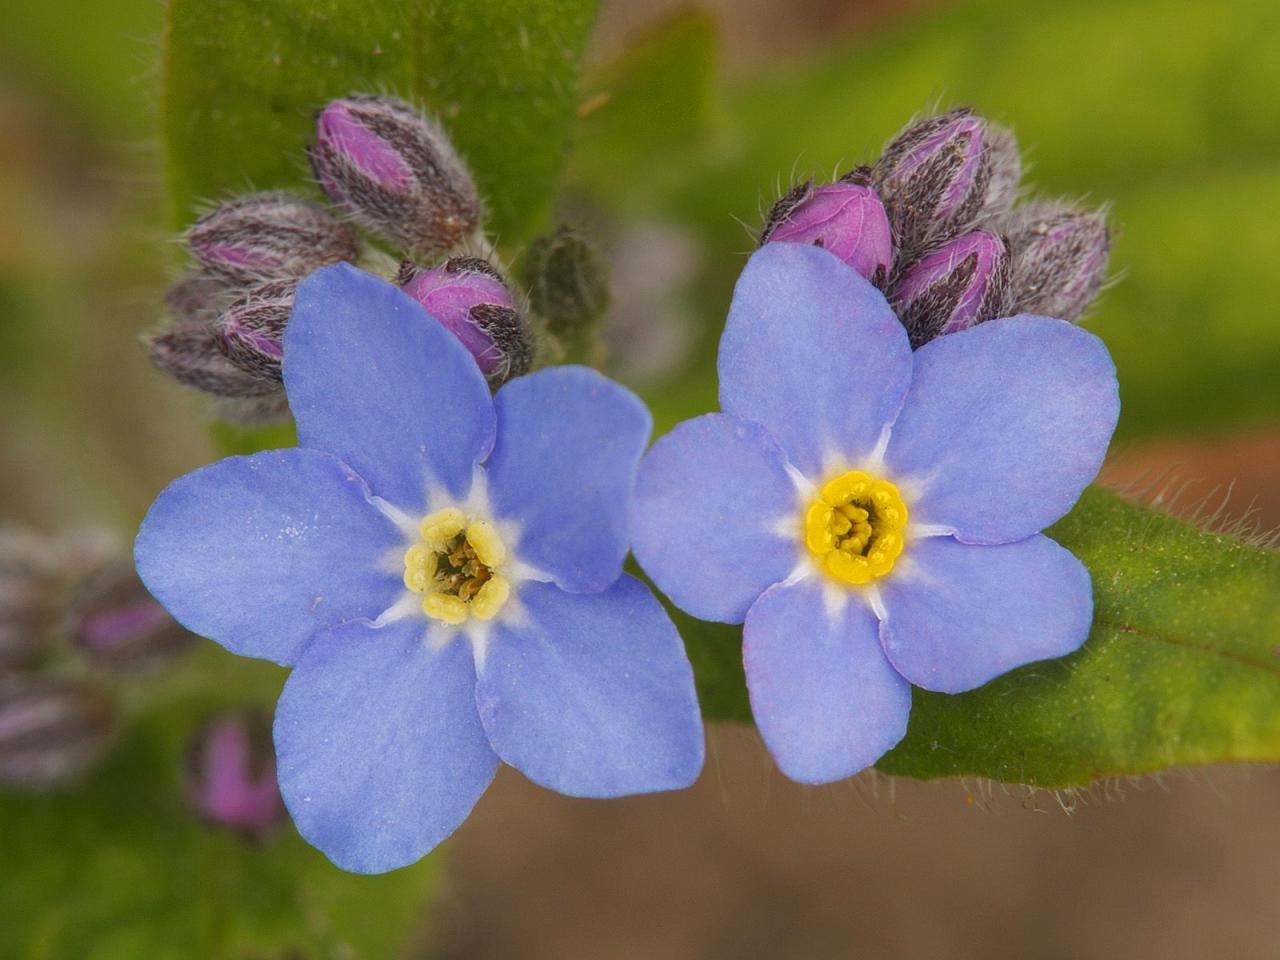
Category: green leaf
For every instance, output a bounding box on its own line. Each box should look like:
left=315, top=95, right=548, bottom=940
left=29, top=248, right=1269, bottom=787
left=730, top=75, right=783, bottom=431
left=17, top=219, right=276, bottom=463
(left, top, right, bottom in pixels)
left=569, top=10, right=720, bottom=207
left=0, top=652, right=439, bottom=959
left=684, top=486, right=1280, bottom=787
left=164, top=0, right=599, bottom=241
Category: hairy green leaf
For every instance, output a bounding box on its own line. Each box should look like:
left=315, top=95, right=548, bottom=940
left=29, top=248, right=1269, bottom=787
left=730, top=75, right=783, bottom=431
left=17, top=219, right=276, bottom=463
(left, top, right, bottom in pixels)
left=0, top=652, right=439, bottom=959
left=683, top=486, right=1280, bottom=787
left=164, top=0, right=598, bottom=240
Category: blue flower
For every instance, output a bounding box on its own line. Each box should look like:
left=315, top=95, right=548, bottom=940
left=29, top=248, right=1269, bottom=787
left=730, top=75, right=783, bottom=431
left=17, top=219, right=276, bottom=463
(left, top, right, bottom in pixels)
left=632, top=243, right=1118, bottom=784
left=136, top=264, right=704, bottom=873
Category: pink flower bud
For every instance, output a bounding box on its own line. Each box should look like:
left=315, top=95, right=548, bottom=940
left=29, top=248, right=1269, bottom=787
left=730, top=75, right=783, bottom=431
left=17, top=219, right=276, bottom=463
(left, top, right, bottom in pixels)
left=1004, top=202, right=1110, bottom=322
left=215, top=281, right=296, bottom=383
left=67, top=561, right=193, bottom=673
left=891, top=230, right=1011, bottom=347
left=311, top=97, right=482, bottom=258
left=0, top=528, right=62, bottom=668
left=186, top=710, right=285, bottom=838
left=147, top=319, right=281, bottom=399
left=400, top=257, right=532, bottom=387
left=873, top=108, right=1020, bottom=258
left=186, top=192, right=358, bottom=286
left=0, top=677, right=115, bottom=789
left=761, top=170, right=893, bottom=285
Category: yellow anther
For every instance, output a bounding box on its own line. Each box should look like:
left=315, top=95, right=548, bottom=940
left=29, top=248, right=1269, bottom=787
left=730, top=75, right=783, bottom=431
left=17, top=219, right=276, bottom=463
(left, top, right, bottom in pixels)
left=422, top=592, right=469, bottom=625
left=465, top=520, right=506, bottom=567
left=405, top=509, right=513, bottom=625
left=420, top=508, right=466, bottom=544
left=804, top=502, right=836, bottom=554
left=825, top=550, right=872, bottom=585
left=803, top=469, right=909, bottom=588
left=470, top=576, right=510, bottom=621
left=820, top=471, right=871, bottom=506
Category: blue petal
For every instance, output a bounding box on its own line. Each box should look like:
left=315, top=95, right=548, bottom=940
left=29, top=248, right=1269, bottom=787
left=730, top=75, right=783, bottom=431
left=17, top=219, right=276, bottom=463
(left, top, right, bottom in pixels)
left=274, top=619, right=498, bottom=874
left=884, top=315, right=1119, bottom=544
left=632, top=413, right=798, bottom=623
left=743, top=579, right=911, bottom=784
left=718, top=244, right=912, bottom=477
left=475, top=577, right=704, bottom=797
left=484, top=367, right=650, bottom=593
left=135, top=449, right=403, bottom=666
left=284, top=263, right=495, bottom=512
left=879, top=534, right=1093, bottom=694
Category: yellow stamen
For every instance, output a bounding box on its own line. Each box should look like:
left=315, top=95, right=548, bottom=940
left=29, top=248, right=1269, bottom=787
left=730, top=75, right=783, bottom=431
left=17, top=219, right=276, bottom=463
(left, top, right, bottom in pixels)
left=404, top=507, right=513, bottom=625
left=803, top=469, right=909, bottom=587
left=423, top=592, right=469, bottom=625
left=470, top=576, right=510, bottom=621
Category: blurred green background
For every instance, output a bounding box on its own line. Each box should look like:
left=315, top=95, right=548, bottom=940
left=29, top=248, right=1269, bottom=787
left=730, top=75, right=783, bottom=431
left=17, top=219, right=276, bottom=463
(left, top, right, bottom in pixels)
left=2, top=0, right=1277, bottom=956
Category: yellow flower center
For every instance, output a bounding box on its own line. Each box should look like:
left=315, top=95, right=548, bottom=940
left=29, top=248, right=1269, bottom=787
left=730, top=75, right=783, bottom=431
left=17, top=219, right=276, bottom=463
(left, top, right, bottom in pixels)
left=402, top=508, right=511, bottom=625
left=804, top=470, right=909, bottom=586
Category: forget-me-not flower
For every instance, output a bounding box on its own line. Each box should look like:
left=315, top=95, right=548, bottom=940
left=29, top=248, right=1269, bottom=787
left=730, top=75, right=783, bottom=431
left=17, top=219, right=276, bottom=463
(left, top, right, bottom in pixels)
left=632, top=243, right=1118, bottom=784
left=136, top=264, right=704, bottom=873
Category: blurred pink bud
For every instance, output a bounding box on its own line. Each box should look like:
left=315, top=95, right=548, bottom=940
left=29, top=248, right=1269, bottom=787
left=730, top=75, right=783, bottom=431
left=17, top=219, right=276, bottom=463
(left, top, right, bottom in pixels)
left=186, top=710, right=285, bottom=838
left=0, top=677, right=115, bottom=789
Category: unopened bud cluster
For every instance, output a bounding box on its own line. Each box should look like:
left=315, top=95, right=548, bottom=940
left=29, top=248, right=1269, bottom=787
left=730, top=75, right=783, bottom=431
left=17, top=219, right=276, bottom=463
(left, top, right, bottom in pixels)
left=0, top=526, right=194, bottom=790
left=149, top=94, right=545, bottom=416
left=760, top=107, right=1111, bottom=346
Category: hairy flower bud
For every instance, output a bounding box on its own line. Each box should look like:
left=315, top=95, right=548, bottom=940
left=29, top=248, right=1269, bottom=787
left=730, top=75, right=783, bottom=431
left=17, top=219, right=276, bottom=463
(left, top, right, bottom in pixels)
left=67, top=561, right=193, bottom=673
left=147, top=318, right=281, bottom=399
left=215, top=281, right=296, bottom=383
left=873, top=108, right=1008, bottom=257
left=164, top=269, right=236, bottom=325
left=185, top=710, right=285, bottom=837
left=186, top=192, right=358, bottom=286
left=760, top=169, right=893, bottom=285
left=310, top=96, right=482, bottom=258
left=519, top=225, right=611, bottom=338
left=0, top=677, right=115, bottom=788
left=1004, top=202, right=1110, bottom=322
left=400, top=257, right=532, bottom=387
left=0, top=529, right=61, bottom=668
left=982, top=123, right=1022, bottom=220
left=891, top=230, right=1011, bottom=348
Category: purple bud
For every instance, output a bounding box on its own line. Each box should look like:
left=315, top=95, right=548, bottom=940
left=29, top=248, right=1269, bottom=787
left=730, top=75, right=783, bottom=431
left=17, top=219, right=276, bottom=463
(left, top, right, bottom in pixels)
left=311, top=96, right=482, bottom=258
left=761, top=169, right=893, bottom=285
left=982, top=123, right=1022, bottom=220
left=215, top=281, right=296, bottom=383
left=400, top=257, right=533, bottom=387
left=186, top=710, right=284, bottom=837
left=0, top=677, right=115, bottom=789
left=873, top=108, right=1011, bottom=258
left=185, top=192, right=358, bottom=286
left=1004, top=202, right=1111, bottom=323
left=147, top=318, right=282, bottom=399
left=67, top=561, right=193, bottom=673
left=890, top=230, right=1011, bottom=348
left=0, top=529, right=61, bottom=668
left=164, top=269, right=236, bottom=324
